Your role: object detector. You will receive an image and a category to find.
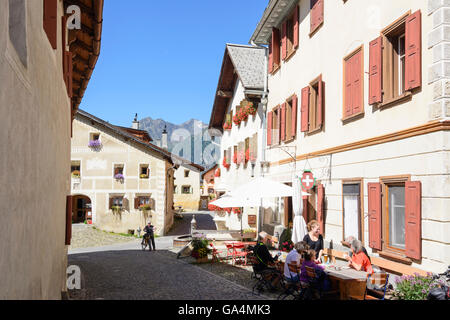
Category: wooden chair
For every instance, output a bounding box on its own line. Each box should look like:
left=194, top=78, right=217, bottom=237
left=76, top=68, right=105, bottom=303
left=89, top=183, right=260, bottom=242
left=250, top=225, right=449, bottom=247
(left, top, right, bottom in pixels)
left=349, top=272, right=390, bottom=300
left=224, top=242, right=234, bottom=261
left=305, top=266, right=340, bottom=300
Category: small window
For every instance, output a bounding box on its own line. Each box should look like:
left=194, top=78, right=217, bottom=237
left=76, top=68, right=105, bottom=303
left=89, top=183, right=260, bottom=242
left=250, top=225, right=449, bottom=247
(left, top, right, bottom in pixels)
left=71, top=161, right=81, bottom=178
left=174, top=185, right=177, bottom=194
left=140, top=164, right=149, bottom=179
left=184, top=170, right=190, bottom=178
left=114, top=164, right=124, bottom=179
left=182, top=186, right=192, bottom=194
left=271, top=107, right=280, bottom=145
left=110, top=196, right=123, bottom=209
left=383, top=23, right=406, bottom=101
left=309, top=79, right=322, bottom=132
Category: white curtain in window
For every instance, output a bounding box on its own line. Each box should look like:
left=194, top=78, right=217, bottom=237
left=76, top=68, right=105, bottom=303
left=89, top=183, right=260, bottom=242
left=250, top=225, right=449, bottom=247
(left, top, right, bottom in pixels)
left=343, top=195, right=359, bottom=240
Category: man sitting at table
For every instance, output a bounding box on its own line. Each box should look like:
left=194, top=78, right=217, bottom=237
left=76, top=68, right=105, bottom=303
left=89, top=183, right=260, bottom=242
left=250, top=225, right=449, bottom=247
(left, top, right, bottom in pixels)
left=346, top=239, right=374, bottom=274
left=284, top=241, right=308, bottom=283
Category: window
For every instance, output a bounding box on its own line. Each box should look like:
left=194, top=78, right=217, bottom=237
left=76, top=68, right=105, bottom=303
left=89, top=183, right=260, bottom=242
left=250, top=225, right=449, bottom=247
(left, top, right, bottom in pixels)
left=342, top=182, right=363, bottom=242
left=174, top=185, right=177, bottom=194
left=9, top=0, right=28, bottom=66
left=184, top=170, right=190, bottom=178
left=281, top=5, right=299, bottom=61
left=369, top=11, right=422, bottom=106
left=343, top=47, right=363, bottom=120
left=282, top=95, right=298, bottom=141
left=271, top=106, right=280, bottom=145
left=135, top=196, right=152, bottom=210
left=182, top=186, right=192, bottom=194
left=109, top=196, right=123, bottom=209
left=140, top=164, right=149, bottom=179
left=71, top=161, right=81, bottom=178
left=114, top=164, right=124, bottom=178
left=386, top=184, right=406, bottom=250
left=301, top=76, right=324, bottom=134
left=268, top=28, right=281, bottom=73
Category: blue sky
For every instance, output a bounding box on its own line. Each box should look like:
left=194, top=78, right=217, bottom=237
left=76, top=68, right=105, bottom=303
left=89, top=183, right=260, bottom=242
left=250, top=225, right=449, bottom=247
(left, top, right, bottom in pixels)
left=80, top=0, right=266, bottom=127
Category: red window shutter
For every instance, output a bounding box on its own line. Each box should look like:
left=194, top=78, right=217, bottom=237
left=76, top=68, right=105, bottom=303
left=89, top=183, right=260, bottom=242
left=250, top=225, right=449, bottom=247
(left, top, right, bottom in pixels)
left=317, top=76, right=324, bottom=128
left=368, top=183, right=382, bottom=250
left=273, top=28, right=281, bottom=67
left=267, top=111, right=273, bottom=146
left=310, top=0, right=324, bottom=34
left=277, top=106, right=282, bottom=143
left=268, top=39, right=273, bottom=74
left=301, top=86, right=310, bottom=132
left=281, top=21, right=287, bottom=60
left=291, top=94, right=298, bottom=138
left=281, top=103, right=286, bottom=141
left=302, top=196, right=308, bottom=222
left=134, top=197, right=140, bottom=210
left=405, top=10, right=422, bottom=91
left=65, top=195, right=73, bottom=245
left=405, top=181, right=422, bottom=260
left=293, top=5, right=299, bottom=49
left=344, top=57, right=353, bottom=118
left=352, top=50, right=363, bottom=114
left=43, top=0, right=58, bottom=49
left=369, top=37, right=383, bottom=104
left=317, top=184, right=325, bottom=237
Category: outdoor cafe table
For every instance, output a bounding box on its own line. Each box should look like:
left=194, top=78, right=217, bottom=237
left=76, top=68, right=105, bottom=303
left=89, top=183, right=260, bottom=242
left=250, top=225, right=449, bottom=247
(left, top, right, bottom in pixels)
left=323, top=265, right=368, bottom=300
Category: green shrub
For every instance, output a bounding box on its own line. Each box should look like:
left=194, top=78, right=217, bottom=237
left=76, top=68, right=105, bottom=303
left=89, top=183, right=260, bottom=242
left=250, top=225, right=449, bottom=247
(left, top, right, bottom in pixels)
left=393, top=273, right=442, bottom=300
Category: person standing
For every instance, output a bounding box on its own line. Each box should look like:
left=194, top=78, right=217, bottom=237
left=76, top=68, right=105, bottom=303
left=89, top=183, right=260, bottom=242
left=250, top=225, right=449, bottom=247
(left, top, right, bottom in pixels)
left=143, top=222, right=156, bottom=251
left=303, top=220, right=324, bottom=263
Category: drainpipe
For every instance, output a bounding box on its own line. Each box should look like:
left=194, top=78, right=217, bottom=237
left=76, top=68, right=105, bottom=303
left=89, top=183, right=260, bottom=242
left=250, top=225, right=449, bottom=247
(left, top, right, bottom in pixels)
left=251, top=40, right=269, bottom=235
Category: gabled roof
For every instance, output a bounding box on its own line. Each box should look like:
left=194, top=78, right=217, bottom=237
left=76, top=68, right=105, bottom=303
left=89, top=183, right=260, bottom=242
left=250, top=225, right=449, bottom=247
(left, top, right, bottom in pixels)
left=209, top=44, right=266, bottom=130
left=113, top=125, right=153, bottom=143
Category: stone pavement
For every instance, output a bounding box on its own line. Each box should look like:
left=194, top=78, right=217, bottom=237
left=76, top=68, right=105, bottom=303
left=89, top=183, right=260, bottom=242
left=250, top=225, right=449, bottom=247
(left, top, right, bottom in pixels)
left=68, top=249, right=269, bottom=300
left=69, top=223, right=137, bottom=250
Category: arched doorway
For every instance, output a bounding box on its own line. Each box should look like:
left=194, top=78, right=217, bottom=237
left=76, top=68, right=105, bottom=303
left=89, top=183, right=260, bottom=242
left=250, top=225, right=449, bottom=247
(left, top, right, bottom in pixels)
left=72, top=195, right=92, bottom=223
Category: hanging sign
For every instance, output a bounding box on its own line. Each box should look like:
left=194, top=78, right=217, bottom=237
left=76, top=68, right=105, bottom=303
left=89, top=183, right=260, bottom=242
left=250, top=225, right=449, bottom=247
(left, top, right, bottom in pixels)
left=300, top=170, right=316, bottom=191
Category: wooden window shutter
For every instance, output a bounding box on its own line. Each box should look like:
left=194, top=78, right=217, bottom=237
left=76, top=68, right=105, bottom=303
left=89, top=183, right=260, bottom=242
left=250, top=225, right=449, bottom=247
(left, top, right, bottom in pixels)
left=268, top=38, right=273, bottom=73
left=293, top=5, right=299, bottom=49
left=317, top=76, right=324, bottom=128
left=352, top=50, right=363, bottom=114
left=273, top=28, right=281, bottom=67
left=368, top=183, right=382, bottom=250
left=134, top=197, right=140, bottom=210
left=301, top=86, right=310, bottom=132
left=405, top=181, right=422, bottom=260
left=405, top=10, right=422, bottom=91
left=302, top=196, right=308, bottom=222
left=310, top=0, right=324, bottom=34
left=317, top=184, right=325, bottom=237
left=281, top=21, right=287, bottom=60
left=43, top=0, right=58, bottom=49
left=344, top=57, right=353, bottom=118
left=291, top=94, right=298, bottom=138
left=109, top=197, right=113, bottom=209
left=369, top=37, right=383, bottom=104
left=65, top=195, right=73, bottom=245
left=281, top=103, right=286, bottom=141
left=267, top=111, right=273, bottom=146
left=277, top=106, right=282, bottom=143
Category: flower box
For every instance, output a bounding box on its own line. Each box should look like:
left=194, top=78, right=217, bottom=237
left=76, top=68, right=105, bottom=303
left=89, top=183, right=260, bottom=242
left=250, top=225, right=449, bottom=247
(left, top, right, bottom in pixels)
left=88, top=140, right=102, bottom=149
left=114, top=173, right=124, bottom=181
left=223, top=122, right=232, bottom=130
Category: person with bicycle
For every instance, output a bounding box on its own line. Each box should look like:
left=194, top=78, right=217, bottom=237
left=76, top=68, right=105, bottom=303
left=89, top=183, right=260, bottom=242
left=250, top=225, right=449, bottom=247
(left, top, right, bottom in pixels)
left=142, top=222, right=156, bottom=251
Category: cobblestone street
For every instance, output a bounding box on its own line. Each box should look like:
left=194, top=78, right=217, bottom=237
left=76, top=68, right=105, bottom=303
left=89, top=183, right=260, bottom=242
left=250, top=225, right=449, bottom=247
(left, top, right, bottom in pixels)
left=69, top=224, right=137, bottom=249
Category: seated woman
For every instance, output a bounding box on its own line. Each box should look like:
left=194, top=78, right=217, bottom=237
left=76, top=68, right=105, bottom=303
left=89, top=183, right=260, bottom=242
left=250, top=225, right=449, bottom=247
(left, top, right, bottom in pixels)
left=346, top=239, right=373, bottom=274
left=283, top=241, right=309, bottom=283
left=303, top=220, right=324, bottom=264
left=300, top=249, right=325, bottom=283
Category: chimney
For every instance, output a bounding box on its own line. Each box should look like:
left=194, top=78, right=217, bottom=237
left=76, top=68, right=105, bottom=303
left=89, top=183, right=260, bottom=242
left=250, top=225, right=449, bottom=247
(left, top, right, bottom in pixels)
left=161, top=125, right=168, bottom=150
left=132, top=113, right=139, bottom=130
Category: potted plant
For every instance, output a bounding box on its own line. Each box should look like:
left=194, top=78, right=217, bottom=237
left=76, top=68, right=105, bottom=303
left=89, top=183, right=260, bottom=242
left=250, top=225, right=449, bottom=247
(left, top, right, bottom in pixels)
left=191, top=235, right=211, bottom=263
left=232, top=114, right=241, bottom=126
left=233, top=152, right=238, bottom=164
left=71, top=170, right=80, bottom=179
left=111, top=205, right=122, bottom=214
left=392, top=273, right=444, bottom=300
left=245, top=149, right=256, bottom=164
left=88, top=140, right=102, bottom=149
left=140, top=173, right=149, bottom=179
left=232, top=207, right=242, bottom=214
left=222, top=157, right=231, bottom=170
left=242, top=228, right=257, bottom=240
left=139, top=203, right=152, bottom=212
left=244, top=102, right=257, bottom=116
left=237, top=108, right=248, bottom=122
left=114, top=173, right=124, bottom=181
left=223, top=121, right=232, bottom=131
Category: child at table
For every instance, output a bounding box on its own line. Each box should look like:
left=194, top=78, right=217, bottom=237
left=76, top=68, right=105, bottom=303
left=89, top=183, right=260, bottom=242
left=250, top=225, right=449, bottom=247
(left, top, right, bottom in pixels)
left=300, top=249, right=325, bottom=284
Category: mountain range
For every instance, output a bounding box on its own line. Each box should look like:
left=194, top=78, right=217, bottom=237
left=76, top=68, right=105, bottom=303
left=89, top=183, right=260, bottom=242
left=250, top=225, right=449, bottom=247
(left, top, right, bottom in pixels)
left=138, top=117, right=219, bottom=168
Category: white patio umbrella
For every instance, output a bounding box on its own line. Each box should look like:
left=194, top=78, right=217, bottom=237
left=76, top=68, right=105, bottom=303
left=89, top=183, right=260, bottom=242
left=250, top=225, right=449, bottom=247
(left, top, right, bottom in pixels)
left=209, top=193, right=260, bottom=208
left=291, top=175, right=307, bottom=243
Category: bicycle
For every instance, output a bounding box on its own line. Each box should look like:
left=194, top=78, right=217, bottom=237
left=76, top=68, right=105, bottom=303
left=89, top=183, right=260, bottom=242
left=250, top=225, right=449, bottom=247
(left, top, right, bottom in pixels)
left=141, top=234, right=150, bottom=251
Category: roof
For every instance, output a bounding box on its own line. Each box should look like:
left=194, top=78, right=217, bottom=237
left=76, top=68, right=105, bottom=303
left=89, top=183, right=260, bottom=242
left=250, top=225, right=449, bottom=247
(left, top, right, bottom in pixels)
left=227, top=44, right=266, bottom=90
left=113, top=125, right=153, bottom=143
left=201, top=164, right=218, bottom=178
left=76, top=109, right=205, bottom=171
left=66, top=0, right=104, bottom=115
left=249, top=0, right=299, bottom=45
left=209, top=44, right=266, bottom=130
